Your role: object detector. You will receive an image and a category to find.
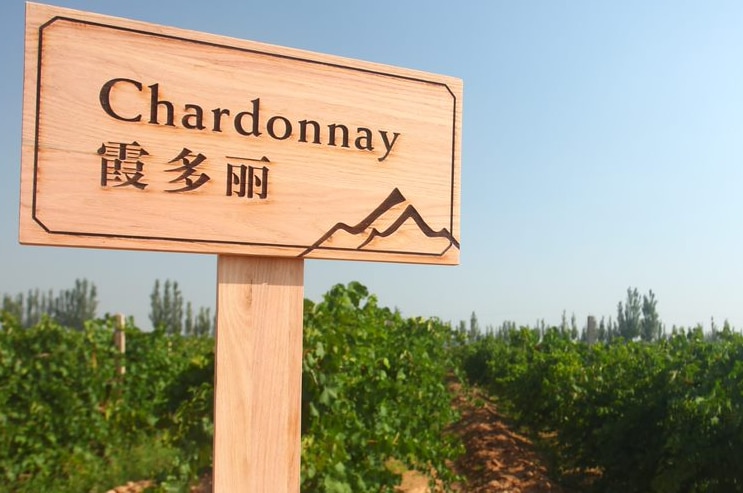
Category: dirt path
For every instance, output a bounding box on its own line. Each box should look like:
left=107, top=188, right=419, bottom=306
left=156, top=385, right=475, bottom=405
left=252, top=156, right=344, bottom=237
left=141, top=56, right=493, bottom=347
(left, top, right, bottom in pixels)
left=393, top=380, right=568, bottom=493
left=445, top=382, right=566, bottom=493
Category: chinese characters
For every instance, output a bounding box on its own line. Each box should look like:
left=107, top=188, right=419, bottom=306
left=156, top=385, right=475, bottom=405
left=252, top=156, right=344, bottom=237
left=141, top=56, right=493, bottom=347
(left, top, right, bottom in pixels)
left=98, top=141, right=271, bottom=199
left=98, top=141, right=149, bottom=189
left=165, top=148, right=210, bottom=193
left=226, top=155, right=271, bottom=199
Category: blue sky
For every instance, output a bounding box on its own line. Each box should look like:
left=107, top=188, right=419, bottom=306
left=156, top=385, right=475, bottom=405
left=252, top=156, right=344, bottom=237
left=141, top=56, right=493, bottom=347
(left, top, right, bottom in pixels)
left=3, top=0, right=743, bottom=331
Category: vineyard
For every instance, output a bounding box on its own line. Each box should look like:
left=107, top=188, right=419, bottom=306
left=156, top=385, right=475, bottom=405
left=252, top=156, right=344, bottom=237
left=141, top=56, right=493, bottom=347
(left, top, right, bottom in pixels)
left=461, top=327, right=743, bottom=492
left=2, top=281, right=743, bottom=492
left=0, top=282, right=461, bottom=493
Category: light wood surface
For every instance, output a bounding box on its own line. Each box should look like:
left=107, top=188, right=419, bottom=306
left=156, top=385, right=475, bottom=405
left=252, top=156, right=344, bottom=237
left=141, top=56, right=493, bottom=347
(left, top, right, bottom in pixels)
left=20, top=2, right=462, bottom=265
left=214, top=256, right=303, bottom=492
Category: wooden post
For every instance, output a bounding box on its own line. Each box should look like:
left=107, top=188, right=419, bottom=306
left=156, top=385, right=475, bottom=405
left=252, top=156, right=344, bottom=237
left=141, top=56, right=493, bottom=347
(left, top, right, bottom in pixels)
left=213, top=256, right=304, bottom=492
left=114, top=313, right=126, bottom=376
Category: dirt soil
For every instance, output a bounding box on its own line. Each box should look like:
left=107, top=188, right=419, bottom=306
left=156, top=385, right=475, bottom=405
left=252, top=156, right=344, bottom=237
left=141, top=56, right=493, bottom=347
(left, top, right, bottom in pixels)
left=109, top=382, right=567, bottom=493
left=444, top=382, right=567, bottom=493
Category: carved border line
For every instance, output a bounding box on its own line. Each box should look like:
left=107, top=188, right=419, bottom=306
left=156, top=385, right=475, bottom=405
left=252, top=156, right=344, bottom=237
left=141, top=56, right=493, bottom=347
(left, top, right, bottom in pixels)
left=32, top=16, right=458, bottom=257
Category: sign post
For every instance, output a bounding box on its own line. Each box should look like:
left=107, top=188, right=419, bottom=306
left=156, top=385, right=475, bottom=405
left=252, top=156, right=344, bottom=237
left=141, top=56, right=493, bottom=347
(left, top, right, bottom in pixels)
left=214, top=256, right=303, bottom=491
left=20, top=3, right=462, bottom=491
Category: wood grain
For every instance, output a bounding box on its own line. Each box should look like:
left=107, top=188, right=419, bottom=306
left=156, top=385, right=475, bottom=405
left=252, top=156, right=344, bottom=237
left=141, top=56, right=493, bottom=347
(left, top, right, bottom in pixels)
left=20, top=2, right=462, bottom=265
left=214, top=256, right=303, bottom=492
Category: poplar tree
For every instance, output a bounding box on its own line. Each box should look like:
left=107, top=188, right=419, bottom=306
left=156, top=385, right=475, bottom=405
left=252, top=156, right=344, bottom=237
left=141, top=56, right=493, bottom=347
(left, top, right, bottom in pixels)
left=468, top=311, right=480, bottom=342
left=570, top=312, right=578, bottom=340
left=183, top=303, right=214, bottom=336
left=194, top=306, right=213, bottom=336
left=1, top=294, right=23, bottom=326
left=1, top=280, right=97, bottom=330
left=617, top=287, right=642, bottom=340
left=52, top=279, right=98, bottom=330
left=640, top=290, right=661, bottom=341
left=597, top=316, right=607, bottom=342
left=149, top=279, right=184, bottom=334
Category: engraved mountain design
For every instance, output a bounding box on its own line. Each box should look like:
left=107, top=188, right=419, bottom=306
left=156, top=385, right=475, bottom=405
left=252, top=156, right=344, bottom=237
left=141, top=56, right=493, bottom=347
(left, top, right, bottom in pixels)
left=299, top=188, right=460, bottom=257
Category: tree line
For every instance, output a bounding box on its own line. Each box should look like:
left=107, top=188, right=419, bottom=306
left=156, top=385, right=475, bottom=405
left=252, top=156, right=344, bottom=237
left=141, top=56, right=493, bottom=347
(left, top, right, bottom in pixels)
left=460, top=286, right=734, bottom=344
left=1, top=278, right=214, bottom=335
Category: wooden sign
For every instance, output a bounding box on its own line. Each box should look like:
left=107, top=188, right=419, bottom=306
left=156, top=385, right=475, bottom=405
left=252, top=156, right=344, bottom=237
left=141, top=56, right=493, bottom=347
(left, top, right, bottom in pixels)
left=20, top=4, right=464, bottom=492
left=20, top=2, right=462, bottom=265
